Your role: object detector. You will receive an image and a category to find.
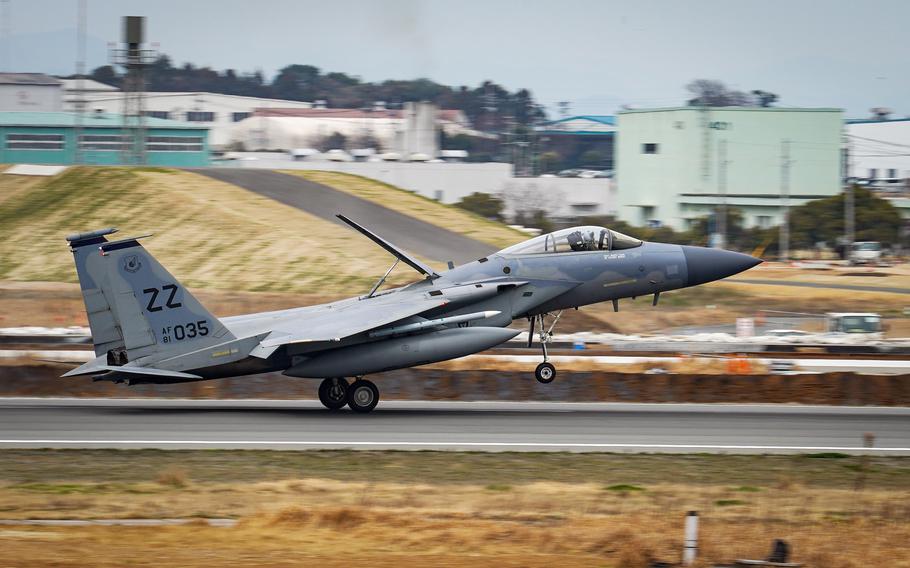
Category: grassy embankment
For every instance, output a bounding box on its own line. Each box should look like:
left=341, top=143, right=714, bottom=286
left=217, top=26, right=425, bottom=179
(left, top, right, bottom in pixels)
left=0, top=450, right=908, bottom=567
left=0, top=166, right=439, bottom=294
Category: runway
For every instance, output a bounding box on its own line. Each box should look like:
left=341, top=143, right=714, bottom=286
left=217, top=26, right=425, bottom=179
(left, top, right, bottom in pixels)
left=0, top=398, right=907, bottom=454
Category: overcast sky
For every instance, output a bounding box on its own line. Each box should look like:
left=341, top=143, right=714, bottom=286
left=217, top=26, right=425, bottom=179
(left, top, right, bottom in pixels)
left=3, top=0, right=908, bottom=118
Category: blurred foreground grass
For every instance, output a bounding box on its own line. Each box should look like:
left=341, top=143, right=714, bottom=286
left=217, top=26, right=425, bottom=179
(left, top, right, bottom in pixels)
left=0, top=450, right=908, bottom=566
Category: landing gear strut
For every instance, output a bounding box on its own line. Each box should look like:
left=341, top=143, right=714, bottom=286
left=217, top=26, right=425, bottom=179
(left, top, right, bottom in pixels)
left=318, top=377, right=349, bottom=410
left=530, top=311, right=562, bottom=384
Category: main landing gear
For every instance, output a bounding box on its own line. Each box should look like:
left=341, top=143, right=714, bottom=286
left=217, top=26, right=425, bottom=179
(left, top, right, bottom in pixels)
left=317, top=377, right=380, bottom=413
left=529, top=311, right=563, bottom=384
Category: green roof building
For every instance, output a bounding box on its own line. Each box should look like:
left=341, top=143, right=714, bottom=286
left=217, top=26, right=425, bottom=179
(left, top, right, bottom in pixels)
left=0, top=111, right=210, bottom=167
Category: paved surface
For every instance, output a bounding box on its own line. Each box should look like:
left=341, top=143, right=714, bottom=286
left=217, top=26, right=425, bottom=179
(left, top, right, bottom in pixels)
left=192, top=168, right=496, bottom=264
left=730, top=278, right=910, bottom=295
left=0, top=398, right=907, bottom=454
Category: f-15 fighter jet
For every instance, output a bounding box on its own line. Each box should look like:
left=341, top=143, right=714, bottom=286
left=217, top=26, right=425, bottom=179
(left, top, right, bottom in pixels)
left=63, top=216, right=760, bottom=412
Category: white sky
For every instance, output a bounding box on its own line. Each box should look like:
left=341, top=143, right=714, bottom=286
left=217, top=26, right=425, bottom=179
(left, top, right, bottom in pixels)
left=3, top=0, right=908, bottom=118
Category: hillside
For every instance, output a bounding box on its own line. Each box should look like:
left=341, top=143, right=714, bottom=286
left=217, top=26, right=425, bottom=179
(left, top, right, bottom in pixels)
left=0, top=167, right=424, bottom=294
left=284, top=170, right=527, bottom=249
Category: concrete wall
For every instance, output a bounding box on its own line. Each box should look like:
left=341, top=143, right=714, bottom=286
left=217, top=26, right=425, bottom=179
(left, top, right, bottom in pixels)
left=4, top=362, right=908, bottom=406
left=616, top=107, right=844, bottom=229
left=0, top=84, right=62, bottom=112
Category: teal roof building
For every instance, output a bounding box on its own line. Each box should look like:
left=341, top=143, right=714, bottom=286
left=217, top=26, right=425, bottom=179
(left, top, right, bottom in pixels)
left=0, top=111, right=210, bottom=167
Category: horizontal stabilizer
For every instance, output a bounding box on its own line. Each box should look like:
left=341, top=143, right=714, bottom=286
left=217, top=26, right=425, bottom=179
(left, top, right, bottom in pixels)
left=337, top=214, right=440, bottom=278
left=63, top=359, right=201, bottom=380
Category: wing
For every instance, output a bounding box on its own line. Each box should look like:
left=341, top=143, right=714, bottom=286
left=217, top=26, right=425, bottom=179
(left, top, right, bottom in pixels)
left=250, top=292, right=448, bottom=357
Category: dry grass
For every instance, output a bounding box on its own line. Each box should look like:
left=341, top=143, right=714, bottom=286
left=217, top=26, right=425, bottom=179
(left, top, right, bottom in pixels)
left=0, top=170, right=48, bottom=206
left=1, top=478, right=908, bottom=566
left=0, top=167, right=426, bottom=293
left=1, top=450, right=908, bottom=565
left=284, top=170, right=527, bottom=249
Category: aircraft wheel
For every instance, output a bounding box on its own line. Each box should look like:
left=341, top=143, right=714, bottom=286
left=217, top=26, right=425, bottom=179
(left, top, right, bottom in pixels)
left=318, top=377, right=349, bottom=410
left=347, top=379, right=379, bottom=413
left=535, top=362, right=556, bottom=384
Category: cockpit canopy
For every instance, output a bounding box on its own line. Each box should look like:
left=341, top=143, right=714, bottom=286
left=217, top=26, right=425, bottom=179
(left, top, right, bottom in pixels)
left=498, top=226, right=642, bottom=255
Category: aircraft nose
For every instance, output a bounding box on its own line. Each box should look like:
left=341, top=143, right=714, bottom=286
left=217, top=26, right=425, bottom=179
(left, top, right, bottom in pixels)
left=682, top=246, right=762, bottom=287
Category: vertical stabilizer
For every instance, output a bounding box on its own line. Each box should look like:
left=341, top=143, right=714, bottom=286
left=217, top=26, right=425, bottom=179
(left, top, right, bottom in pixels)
left=67, top=229, right=234, bottom=364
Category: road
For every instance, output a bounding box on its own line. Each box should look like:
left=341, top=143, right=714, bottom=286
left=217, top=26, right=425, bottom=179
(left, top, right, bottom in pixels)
left=0, top=398, right=907, bottom=454
left=191, top=168, right=496, bottom=264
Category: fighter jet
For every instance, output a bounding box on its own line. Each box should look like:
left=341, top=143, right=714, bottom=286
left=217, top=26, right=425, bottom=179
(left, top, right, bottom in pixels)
left=63, top=217, right=760, bottom=412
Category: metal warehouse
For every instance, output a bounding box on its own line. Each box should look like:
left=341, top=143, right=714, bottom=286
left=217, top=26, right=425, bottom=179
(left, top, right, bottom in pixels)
left=0, top=111, right=210, bottom=167
left=616, top=107, right=843, bottom=230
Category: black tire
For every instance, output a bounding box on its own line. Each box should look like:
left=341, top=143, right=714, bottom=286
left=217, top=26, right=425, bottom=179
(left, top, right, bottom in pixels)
left=318, top=377, right=349, bottom=410
left=535, top=362, right=556, bottom=384
left=346, top=379, right=380, bottom=413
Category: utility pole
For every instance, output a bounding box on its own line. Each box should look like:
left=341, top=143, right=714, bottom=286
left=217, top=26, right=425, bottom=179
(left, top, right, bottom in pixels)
left=779, top=139, right=791, bottom=262
left=716, top=138, right=728, bottom=248
left=73, top=0, right=87, bottom=164
left=843, top=132, right=855, bottom=253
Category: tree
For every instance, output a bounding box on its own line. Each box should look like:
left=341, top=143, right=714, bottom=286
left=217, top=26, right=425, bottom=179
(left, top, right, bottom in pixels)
left=316, top=132, right=348, bottom=151
left=455, top=192, right=504, bottom=220
left=686, top=79, right=753, bottom=107
left=789, top=186, right=903, bottom=248
left=751, top=90, right=778, bottom=107
left=501, top=181, right=560, bottom=232
left=90, top=65, right=118, bottom=87
left=538, top=151, right=561, bottom=173
left=579, top=150, right=606, bottom=168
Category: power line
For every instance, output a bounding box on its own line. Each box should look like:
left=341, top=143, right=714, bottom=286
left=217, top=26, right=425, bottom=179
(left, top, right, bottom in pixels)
left=845, top=133, right=910, bottom=149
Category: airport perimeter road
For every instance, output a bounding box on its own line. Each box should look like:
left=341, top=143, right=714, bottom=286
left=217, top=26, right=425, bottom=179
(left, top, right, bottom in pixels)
left=191, top=168, right=496, bottom=264
left=0, top=399, right=907, bottom=454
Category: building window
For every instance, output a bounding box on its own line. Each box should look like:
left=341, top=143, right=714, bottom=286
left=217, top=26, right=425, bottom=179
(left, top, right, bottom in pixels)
left=757, top=215, right=771, bottom=229
left=185, top=111, right=215, bottom=122
left=868, top=168, right=877, bottom=179
left=232, top=112, right=251, bottom=122
left=79, top=134, right=131, bottom=151
left=146, top=136, right=204, bottom=152
left=642, top=143, right=659, bottom=154
left=5, top=133, right=64, bottom=150
left=887, top=168, right=898, bottom=179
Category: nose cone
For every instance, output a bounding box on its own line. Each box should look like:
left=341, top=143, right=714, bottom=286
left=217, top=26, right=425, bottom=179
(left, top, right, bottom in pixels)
left=682, top=246, right=762, bottom=287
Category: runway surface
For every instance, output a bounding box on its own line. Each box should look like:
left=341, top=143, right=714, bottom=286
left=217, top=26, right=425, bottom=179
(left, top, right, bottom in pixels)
left=0, top=398, right=907, bottom=454
left=192, top=168, right=496, bottom=263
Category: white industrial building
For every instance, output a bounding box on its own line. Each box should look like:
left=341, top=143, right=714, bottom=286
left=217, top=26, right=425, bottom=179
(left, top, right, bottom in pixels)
left=615, top=107, right=844, bottom=230
left=230, top=102, right=481, bottom=157
left=0, top=73, right=62, bottom=112
left=63, top=88, right=313, bottom=148
left=846, top=117, right=910, bottom=187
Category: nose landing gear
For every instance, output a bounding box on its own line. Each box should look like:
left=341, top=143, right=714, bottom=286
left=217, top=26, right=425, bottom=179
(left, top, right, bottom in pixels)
left=529, top=311, right=562, bottom=384
left=535, top=361, right=556, bottom=383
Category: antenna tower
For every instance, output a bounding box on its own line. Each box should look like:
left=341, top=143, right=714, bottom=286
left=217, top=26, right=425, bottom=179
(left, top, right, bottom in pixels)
left=111, top=16, right=156, bottom=164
